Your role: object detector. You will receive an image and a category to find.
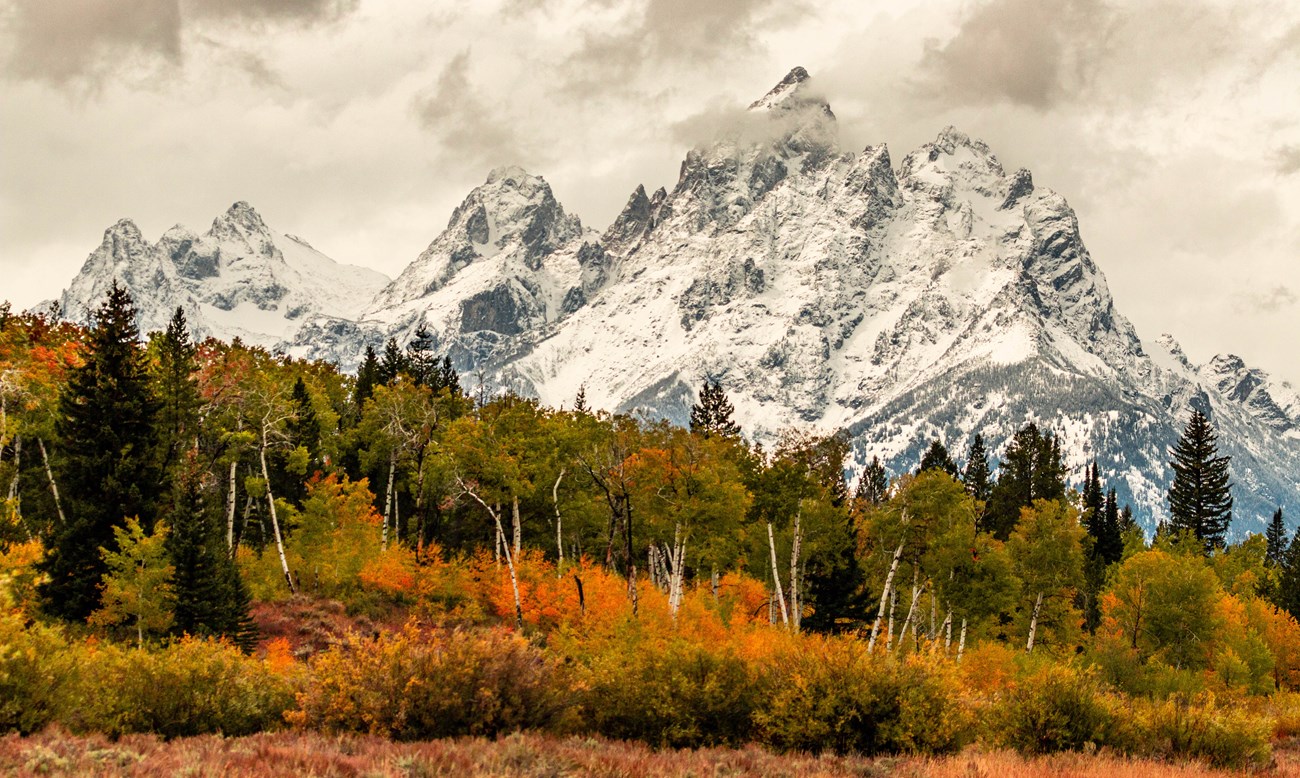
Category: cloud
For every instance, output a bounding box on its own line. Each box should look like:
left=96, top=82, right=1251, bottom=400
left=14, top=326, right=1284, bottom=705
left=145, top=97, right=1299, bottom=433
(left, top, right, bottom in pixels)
left=1, top=0, right=182, bottom=86
left=1277, top=146, right=1300, bottom=176
left=918, top=0, right=1111, bottom=109
left=1, top=0, right=356, bottom=87
left=1233, top=285, right=1298, bottom=314
left=412, top=51, right=534, bottom=170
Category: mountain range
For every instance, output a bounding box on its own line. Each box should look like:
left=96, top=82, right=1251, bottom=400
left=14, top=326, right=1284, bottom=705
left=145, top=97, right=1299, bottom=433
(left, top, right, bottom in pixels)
left=55, top=67, right=1299, bottom=535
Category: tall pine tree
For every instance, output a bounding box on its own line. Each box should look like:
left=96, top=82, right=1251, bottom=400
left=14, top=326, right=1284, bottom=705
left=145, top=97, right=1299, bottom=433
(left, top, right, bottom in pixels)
left=985, top=422, right=1066, bottom=540
left=1266, top=507, right=1288, bottom=567
left=1276, top=526, right=1300, bottom=621
left=689, top=378, right=741, bottom=439
left=855, top=456, right=889, bottom=507
left=962, top=434, right=992, bottom=504
left=150, top=307, right=200, bottom=488
left=1167, top=409, right=1233, bottom=552
left=353, top=345, right=380, bottom=410
left=40, top=282, right=163, bottom=621
left=917, top=438, right=958, bottom=476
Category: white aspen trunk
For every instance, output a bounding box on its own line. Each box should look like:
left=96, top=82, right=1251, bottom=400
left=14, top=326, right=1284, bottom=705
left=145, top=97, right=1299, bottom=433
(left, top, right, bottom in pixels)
left=393, top=486, right=401, bottom=542
left=36, top=439, right=66, bottom=524
left=767, top=522, right=790, bottom=627
left=512, top=496, right=521, bottom=557
left=462, top=483, right=523, bottom=629
left=886, top=587, right=897, bottom=652
left=5, top=435, right=19, bottom=504
left=898, top=568, right=920, bottom=650
left=789, top=508, right=802, bottom=631
left=553, top=468, right=566, bottom=572
left=382, top=453, right=396, bottom=550
left=259, top=439, right=296, bottom=594
left=939, top=609, right=953, bottom=654
left=929, top=590, right=936, bottom=640
left=868, top=536, right=907, bottom=652
left=711, top=567, right=719, bottom=602
left=1026, top=591, right=1045, bottom=653
left=628, top=563, right=639, bottom=616
left=226, top=459, right=238, bottom=553
left=958, top=617, right=968, bottom=662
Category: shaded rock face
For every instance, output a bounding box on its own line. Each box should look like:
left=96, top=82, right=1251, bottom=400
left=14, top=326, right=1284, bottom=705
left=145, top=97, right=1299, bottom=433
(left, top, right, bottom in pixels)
left=57, top=67, right=1300, bottom=535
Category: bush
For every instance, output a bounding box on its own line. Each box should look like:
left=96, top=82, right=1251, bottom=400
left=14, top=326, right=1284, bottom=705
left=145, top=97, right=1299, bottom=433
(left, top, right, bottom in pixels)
left=756, top=641, right=970, bottom=756
left=67, top=637, right=296, bottom=738
left=1125, top=695, right=1272, bottom=770
left=291, top=624, right=573, bottom=740
left=577, top=632, right=760, bottom=748
left=0, top=608, right=74, bottom=735
left=990, top=663, right=1115, bottom=754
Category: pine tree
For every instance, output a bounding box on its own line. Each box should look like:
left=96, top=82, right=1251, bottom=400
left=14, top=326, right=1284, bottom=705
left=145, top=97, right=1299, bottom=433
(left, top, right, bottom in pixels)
left=962, top=434, right=992, bottom=504
left=1266, top=507, right=1288, bottom=567
left=688, top=378, right=741, bottom=439
left=1277, top=527, right=1300, bottom=621
left=918, top=438, right=957, bottom=476
left=40, top=282, right=163, bottom=621
left=573, top=385, right=589, bottom=414
left=436, top=356, right=462, bottom=397
left=353, top=345, right=380, bottom=409
left=1081, top=462, right=1104, bottom=535
left=855, top=456, right=889, bottom=506
left=985, top=423, right=1066, bottom=540
left=377, top=337, right=409, bottom=386
left=287, top=376, right=322, bottom=462
left=1097, top=488, right=1124, bottom=565
left=165, top=471, right=257, bottom=646
left=405, top=325, right=438, bottom=387
left=151, top=307, right=200, bottom=486
left=1167, top=409, right=1233, bottom=552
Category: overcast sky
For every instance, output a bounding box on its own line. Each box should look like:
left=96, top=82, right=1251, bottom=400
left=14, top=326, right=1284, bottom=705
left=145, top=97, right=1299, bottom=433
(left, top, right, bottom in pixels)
left=2, top=0, right=1297, bottom=385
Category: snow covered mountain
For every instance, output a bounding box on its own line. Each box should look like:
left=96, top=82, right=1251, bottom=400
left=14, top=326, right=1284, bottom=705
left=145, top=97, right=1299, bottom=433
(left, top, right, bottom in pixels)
left=54, top=68, right=1299, bottom=533
left=59, top=202, right=389, bottom=354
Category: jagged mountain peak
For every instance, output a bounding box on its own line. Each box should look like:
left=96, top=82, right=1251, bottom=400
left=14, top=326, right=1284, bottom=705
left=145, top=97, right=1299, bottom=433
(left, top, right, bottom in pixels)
left=105, top=217, right=145, bottom=241
left=748, top=66, right=823, bottom=113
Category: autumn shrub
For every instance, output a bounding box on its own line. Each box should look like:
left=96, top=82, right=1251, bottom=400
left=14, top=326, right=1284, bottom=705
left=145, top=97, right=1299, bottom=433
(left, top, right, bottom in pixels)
left=0, top=604, right=75, bottom=735
left=1122, top=694, right=1272, bottom=769
left=66, top=636, right=296, bottom=738
left=989, top=662, right=1116, bottom=754
left=291, top=624, right=573, bottom=740
left=575, top=627, right=761, bottom=748
left=756, top=640, right=970, bottom=756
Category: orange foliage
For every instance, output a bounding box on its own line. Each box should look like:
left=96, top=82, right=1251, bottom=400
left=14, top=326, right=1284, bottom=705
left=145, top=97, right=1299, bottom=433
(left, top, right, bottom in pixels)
left=262, top=637, right=297, bottom=675
left=358, top=547, right=418, bottom=597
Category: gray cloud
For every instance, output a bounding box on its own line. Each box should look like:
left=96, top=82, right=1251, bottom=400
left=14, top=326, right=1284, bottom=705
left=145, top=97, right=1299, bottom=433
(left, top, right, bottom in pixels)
left=918, top=0, right=1111, bottom=109
left=1277, top=146, right=1300, bottom=176
left=1, top=0, right=355, bottom=87
left=412, top=51, right=534, bottom=171
left=1233, top=285, right=1297, bottom=314
left=1, top=0, right=182, bottom=86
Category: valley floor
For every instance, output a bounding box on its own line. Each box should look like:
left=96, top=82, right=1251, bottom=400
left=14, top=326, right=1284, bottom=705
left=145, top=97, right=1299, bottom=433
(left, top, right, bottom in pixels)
left=3, top=730, right=1298, bottom=778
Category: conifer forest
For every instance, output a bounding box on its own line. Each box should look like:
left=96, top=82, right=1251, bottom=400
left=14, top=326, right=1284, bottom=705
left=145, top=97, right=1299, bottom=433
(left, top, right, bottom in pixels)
left=2, top=286, right=1300, bottom=775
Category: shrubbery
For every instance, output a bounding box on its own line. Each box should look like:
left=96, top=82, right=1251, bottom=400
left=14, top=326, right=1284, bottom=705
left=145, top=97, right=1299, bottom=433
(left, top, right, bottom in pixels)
left=990, top=662, right=1116, bottom=754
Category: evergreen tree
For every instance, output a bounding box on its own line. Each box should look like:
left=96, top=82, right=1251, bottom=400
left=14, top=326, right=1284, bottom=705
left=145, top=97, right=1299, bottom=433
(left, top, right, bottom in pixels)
left=165, top=472, right=257, bottom=647
left=435, top=356, right=462, bottom=397
left=287, top=376, right=322, bottom=461
left=1167, top=409, right=1233, bottom=552
left=1277, top=527, right=1300, bottom=621
left=405, top=325, right=438, bottom=387
left=377, top=337, right=409, bottom=385
left=573, top=385, right=590, bottom=414
left=985, top=423, right=1066, bottom=540
left=1266, top=507, right=1288, bottom=567
left=353, top=345, right=380, bottom=409
left=1081, top=462, right=1104, bottom=535
left=688, top=378, right=741, bottom=439
left=151, top=307, right=200, bottom=485
left=961, top=434, right=992, bottom=504
left=917, top=438, right=957, bottom=477
left=1097, top=489, right=1124, bottom=565
left=39, top=282, right=163, bottom=621
left=855, top=456, right=889, bottom=507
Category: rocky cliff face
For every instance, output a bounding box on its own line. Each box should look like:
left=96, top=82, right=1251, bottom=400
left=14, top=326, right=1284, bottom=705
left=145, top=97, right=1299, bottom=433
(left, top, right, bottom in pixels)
left=56, top=68, right=1300, bottom=533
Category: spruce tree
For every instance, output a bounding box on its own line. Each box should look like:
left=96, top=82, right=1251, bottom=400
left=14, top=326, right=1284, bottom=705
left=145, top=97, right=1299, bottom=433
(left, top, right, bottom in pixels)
left=287, top=377, right=322, bottom=462
left=436, top=356, right=462, bottom=397
left=1097, top=488, right=1124, bottom=565
left=40, top=282, right=163, bottom=621
left=166, top=472, right=240, bottom=640
left=405, top=325, right=438, bottom=388
left=1167, top=409, right=1233, bottom=552
left=1266, top=508, right=1288, bottom=567
left=1081, top=462, right=1104, bottom=535
left=377, top=337, right=409, bottom=385
left=1277, top=527, right=1300, bottom=621
left=855, top=456, right=889, bottom=506
left=962, top=434, right=992, bottom=504
left=985, top=422, right=1066, bottom=540
left=353, top=345, right=380, bottom=409
left=917, top=438, right=957, bottom=477
left=151, top=307, right=200, bottom=486
left=573, top=385, right=590, bottom=414
left=688, top=378, right=741, bottom=439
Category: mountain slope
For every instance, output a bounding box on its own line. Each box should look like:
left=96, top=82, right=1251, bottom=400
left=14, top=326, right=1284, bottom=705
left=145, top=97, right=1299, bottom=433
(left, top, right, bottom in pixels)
left=59, top=202, right=389, bottom=351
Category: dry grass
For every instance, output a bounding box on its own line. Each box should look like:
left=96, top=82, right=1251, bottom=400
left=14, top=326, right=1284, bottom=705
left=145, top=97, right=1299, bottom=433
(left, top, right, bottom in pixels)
left=2, top=730, right=1297, bottom=778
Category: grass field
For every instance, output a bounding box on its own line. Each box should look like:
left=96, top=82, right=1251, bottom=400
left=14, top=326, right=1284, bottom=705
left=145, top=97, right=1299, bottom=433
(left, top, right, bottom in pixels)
left=4, top=730, right=1298, bottom=777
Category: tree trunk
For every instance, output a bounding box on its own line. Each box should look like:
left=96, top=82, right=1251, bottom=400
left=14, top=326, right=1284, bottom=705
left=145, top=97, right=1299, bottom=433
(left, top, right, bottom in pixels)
left=259, top=439, right=296, bottom=594
left=512, top=496, right=521, bottom=557
left=5, top=435, right=20, bottom=526
left=868, top=535, right=907, bottom=652
left=711, top=567, right=719, bottom=602
left=898, top=568, right=921, bottom=651
left=767, top=522, right=790, bottom=627
left=958, top=617, right=968, bottom=662
left=414, top=448, right=427, bottom=562
left=382, top=453, right=396, bottom=550
left=940, top=608, right=953, bottom=654
left=462, top=483, right=523, bottom=630
left=886, top=587, right=897, bottom=652
left=226, top=459, right=238, bottom=553
left=789, top=508, right=802, bottom=631
left=552, top=468, right=566, bottom=572
left=628, top=563, right=639, bottom=616
left=36, top=439, right=66, bottom=525
left=1026, top=591, right=1045, bottom=653
left=573, top=573, right=585, bottom=615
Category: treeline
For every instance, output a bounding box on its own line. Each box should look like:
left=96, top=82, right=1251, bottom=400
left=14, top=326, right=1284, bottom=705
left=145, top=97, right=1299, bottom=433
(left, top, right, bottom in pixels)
left=2, top=286, right=1300, bottom=764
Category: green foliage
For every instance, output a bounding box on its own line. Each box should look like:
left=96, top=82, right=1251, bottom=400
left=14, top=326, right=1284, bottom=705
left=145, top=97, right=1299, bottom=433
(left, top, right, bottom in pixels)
left=0, top=593, right=75, bottom=734
left=1167, top=409, right=1234, bottom=553
left=960, top=433, right=991, bottom=505
left=89, top=517, right=175, bottom=645
left=917, top=438, right=957, bottom=477
left=688, top=378, right=741, bottom=439
left=757, top=644, right=970, bottom=756
left=1101, top=549, right=1221, bottom=670
left=293, top=625, right=572, bottom=740
left=1007, top=499, right=1086, bottom=652
left=1125, top=695, right=1272, bottom=769
left=985, top=423, right=1065, bottom=540
left=990, top=663, right=1115, bottom=754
